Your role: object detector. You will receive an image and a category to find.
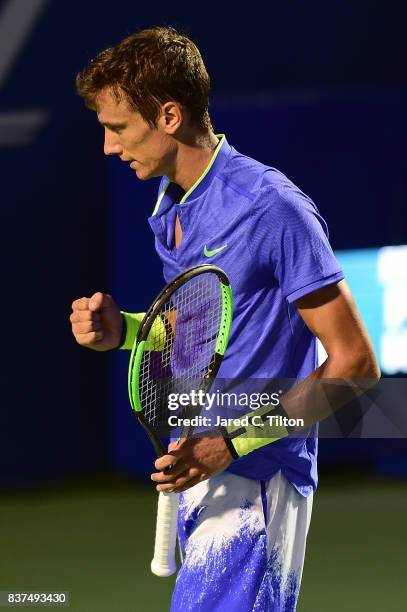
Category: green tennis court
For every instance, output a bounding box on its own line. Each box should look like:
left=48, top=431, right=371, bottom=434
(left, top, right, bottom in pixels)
left=1, top=474, right=406, bottom=611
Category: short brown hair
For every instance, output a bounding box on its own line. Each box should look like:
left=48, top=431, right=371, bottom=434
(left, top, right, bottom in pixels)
left=76, top=27, right=212, bottom=132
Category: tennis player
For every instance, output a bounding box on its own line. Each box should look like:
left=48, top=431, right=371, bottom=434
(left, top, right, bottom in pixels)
left=70, top=27, right=380, bottom=611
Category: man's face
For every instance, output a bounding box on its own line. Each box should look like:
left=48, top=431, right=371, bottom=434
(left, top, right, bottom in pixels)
left=96, top=88, right=176, bottom=180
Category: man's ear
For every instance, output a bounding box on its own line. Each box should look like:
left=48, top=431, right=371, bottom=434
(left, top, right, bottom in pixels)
left=159, top=101, right=183, bottom=134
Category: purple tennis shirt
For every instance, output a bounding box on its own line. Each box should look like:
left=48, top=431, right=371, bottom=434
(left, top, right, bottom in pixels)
left=148, top=135, right=344, bottom=496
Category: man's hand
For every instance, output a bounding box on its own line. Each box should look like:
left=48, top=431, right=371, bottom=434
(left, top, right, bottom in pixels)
left=151, top=437, right=234, bottom=493
left=70, top=292, right=123, bottom=351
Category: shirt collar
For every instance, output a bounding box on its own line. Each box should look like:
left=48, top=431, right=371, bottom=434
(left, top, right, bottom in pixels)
left=152, top=134, right=231, bottom=216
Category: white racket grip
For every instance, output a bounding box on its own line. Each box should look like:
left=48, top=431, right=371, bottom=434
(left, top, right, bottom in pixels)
left=150, top=491, right=179, bottom=577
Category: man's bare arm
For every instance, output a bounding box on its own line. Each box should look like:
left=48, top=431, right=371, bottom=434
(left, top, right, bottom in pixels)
left=281, top=279, right=381, bottom=426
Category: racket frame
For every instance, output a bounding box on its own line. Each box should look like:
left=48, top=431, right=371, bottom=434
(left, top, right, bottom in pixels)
left=128, top=264, right=232, bottom=452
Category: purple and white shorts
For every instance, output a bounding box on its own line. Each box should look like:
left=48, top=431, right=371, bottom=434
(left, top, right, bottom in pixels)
left=170, top=470, right=313, bottom=612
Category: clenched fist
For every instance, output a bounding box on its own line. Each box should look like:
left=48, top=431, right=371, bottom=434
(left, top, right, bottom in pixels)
left=70, top=292, right=123, bottom=351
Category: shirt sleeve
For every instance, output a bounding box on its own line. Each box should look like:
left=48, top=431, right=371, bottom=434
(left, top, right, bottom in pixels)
left=249, top=184, right=344, bottom=303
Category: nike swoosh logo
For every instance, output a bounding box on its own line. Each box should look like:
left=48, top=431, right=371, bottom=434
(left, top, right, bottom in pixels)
left=204, top=244, right=228, bottom=257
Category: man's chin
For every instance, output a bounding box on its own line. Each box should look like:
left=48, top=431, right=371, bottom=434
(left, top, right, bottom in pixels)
left=132, top=166, right=155, bottom=181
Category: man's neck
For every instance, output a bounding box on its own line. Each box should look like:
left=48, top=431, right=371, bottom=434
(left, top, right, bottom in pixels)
left=169, top=132, right=220, bottom=193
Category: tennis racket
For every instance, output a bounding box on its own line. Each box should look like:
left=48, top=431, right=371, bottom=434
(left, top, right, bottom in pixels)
left=127, top=264, right=233, bottom=577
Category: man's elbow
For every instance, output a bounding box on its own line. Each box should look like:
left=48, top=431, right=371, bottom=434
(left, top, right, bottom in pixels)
left=328, top=343, right=381, bottom=382
left=351, top=347, right=381, bottom=382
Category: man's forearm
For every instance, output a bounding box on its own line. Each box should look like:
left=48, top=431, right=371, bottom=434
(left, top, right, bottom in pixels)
left=223, top=347, right=381, bottom=458
left=279, top=349, right=381, bottom=429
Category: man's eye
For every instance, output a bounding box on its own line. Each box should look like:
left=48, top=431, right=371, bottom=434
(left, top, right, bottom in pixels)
left=107, top=126, right=125, bottom=134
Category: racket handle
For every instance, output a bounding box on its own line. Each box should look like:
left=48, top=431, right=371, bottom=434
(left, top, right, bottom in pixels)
left=151, top=491, right=179, bottom=577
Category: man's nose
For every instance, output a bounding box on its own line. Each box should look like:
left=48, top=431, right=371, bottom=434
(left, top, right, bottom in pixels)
left=103, top=130, right=123, bottom=156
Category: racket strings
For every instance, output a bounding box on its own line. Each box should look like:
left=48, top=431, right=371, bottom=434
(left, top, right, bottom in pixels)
left=139, top=274, right=224, bottom=427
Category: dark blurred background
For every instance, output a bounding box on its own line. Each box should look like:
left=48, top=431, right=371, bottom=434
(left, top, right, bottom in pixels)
left=1, top=1, right=406, bottom=610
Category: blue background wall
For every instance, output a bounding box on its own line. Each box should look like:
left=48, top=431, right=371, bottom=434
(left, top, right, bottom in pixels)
left=1, top=0, right=406, bottom=486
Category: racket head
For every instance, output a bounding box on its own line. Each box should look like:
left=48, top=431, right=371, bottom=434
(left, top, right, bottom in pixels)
left=127, top=264, right=233, bottom=443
